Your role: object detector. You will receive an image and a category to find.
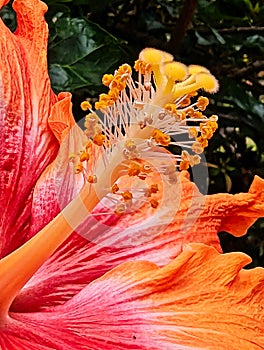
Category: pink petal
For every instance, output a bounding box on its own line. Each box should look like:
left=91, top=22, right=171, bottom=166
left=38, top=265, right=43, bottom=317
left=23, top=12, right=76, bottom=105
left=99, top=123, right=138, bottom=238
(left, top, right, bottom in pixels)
left=0, top=0, right=60, bottom=256
left=4, top=244, right=264, bottom=349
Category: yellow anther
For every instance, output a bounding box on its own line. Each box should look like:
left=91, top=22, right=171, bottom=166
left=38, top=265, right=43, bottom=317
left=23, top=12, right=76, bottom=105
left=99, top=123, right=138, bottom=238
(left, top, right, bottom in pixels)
left=181, top=150, right=190, bottom=160
left=152, top=129, right=171, bottom=146
left=138, top=173, right=147, bottom=180
left=95, top=93, right=114, bottom=110
left=178, top=111, right=186, bottom=120
left=134, top=60, right=152, bottom=75
left=117, top=63, right=132, bottom=76
left=88, top=175, right=97, bottom=184
left=164, top=103, right=177, bottom=114
left=198, top=136, right=209, bottom=147
left=192, top=111, right=204, bottom=119
left=74, top=163, right=84, bottom=174
left=210, top=121, right=218, bottom=132
left=80, top=101, right=92, bottom=111
left=128, top=162, right=141, bottom=176
left=95, top=101, right=106, bottom=110
left=149, top=184, right=159, bottom=194
left=186, top=108, right=195, bottom=117
left=200, top=126, right=213, bottom=139
left=192, top=140, right=206, bottom=154
left=111, top=183, right=119, bottom=194
left=80, top=151, right=90, bottom=162
left=125, top=139, right=137, bottom=151
left=210, top=114, right=218, bottom=122
left=179, top=97, right=191, bottom=108
left=180, top=150, right=201, bottom=168
left=122, top=191, right=133, bottom=201
left=108, top=88, right=120, bottom=101
left=93, top=133, right=105, bottom=146
left=84, top=113, right=99, bottom=126
left=180, top=160, right=190, bottom=170
left=163, top=61, right=187, bottom=81
left=84, top=114, right=100, bottom=138
left=114, top=203, right=126, bottom=215
left=141, top=164, right=152, bottom=173
left=191, top=155, right=201, bottom=166
left=79, top=151, right=90, bottom=162
left=200, top=121, right=218, bottom=139
left=102, top=74, right=114, bottom=87
left=110, top=76, right=127, bottom=91
left=189, top=127, right=198, bottom=138
left=150, top=199, right=159, bottom=208
left=99, top=93, right=111, bottom=102
left=197, top=96, right=209, bottom=111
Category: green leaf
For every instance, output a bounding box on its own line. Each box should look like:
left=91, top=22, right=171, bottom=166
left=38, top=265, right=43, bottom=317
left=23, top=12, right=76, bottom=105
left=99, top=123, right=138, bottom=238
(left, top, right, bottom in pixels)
left=209, top=26, right=226, bottom=44
left=0, top=3, right=16, bottom=32
left=48, top=17, right=128, bottom=93
left=219, top=78, right=264, bottom=129
left=224, top=173, right=232, bottom=192
left=194, top=31, right=214, bottom=46
left=242, top=35, right=264, bottom=54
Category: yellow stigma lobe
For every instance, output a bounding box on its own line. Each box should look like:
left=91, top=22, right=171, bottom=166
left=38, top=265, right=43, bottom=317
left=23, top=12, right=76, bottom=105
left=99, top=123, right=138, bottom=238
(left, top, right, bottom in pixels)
left=164, top=61, right=188, bottom=81
left=196, top=73, right=219, bottom=93
left=139, top=48, right=173, bottom=65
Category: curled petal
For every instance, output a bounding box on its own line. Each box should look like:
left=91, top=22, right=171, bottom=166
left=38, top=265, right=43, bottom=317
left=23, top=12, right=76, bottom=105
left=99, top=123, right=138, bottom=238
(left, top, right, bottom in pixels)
left=27, top=93, right=84, bottom=238
left=217, top=175, right=264, bottom=235
left=4, top=244, right=264, bottom=349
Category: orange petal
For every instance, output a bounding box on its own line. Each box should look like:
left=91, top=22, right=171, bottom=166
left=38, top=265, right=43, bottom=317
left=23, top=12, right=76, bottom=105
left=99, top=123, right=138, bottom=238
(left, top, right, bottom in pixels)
left=12, top=172, right=264, bottom=312
left=0, top=1, right=9, bottom=7
left=171, top=172, right=264, bottom=249
left=216, top=175, right=264, bottom=235
left=4, top=244, right=264, bottom=349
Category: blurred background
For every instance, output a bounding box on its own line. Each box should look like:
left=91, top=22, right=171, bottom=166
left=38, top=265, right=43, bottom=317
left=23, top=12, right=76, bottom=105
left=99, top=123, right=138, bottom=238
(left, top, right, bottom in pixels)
left=1, top=0, right=264, bottom=266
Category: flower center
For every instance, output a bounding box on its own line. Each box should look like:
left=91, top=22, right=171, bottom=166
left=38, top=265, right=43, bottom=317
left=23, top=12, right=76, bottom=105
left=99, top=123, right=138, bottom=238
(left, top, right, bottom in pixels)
left=0, top=48, right=219, bottom=323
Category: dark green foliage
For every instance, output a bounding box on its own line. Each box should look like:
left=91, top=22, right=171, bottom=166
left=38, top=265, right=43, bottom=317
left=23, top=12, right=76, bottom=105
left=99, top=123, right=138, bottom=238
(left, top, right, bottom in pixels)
left=48, top=17, right=128, bottom=93
left=1, top=0, right=263, bottom=266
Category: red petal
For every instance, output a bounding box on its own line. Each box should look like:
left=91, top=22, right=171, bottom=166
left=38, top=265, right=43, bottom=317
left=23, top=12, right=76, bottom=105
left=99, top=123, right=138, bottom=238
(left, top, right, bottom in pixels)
left=0, top=2, right=81, bottom=256
left=4, top=245, right=264, bottom=349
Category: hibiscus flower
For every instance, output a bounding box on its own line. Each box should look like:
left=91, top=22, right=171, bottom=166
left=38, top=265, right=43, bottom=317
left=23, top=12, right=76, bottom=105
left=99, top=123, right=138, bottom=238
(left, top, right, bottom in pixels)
left=0, top=0, right=264, bottom=349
